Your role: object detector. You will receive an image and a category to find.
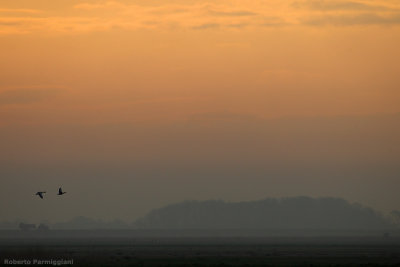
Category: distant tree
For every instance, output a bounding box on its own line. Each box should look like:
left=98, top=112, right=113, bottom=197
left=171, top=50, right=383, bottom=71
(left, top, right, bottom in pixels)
left=19, top=223, right=36, bottom=231
left=390, top=210, right=400, bottom=226
left=53, top=217, right=131, bottom=229
left=0, top=220, right=19, bottom=229
left=37, top=223, right=50, bottom=231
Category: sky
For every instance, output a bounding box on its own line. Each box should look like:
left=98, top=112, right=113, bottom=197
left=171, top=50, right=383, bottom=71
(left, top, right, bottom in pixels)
left=0, top=0, right=399, bottom=223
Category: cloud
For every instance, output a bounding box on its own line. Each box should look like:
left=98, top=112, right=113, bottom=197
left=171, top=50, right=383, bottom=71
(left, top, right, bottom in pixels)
left=261, top=16, right=290, bottom=27
left=0, top=88, right=64, bottom=106
left=0, top=1, right=290, bottom=34
left=0, top=16, right=118, bottom=34
left=0, top=20, right=24, bottom=26
left=292, top=0, right=393, bottom=11
left=192, top=23, right=220, bottom=30
left=74, top=1, right=125, bottom=10
left=208, top=10, right=257, bottom=17
left=226, top=23, right=249, bottom=28
left=303, top=13, right=400, bottom=26
left=1, top=0, right=399, bottom=34
left=0, top=8, right=41, bottom=14
left=292, top=0, right=400, bottom=26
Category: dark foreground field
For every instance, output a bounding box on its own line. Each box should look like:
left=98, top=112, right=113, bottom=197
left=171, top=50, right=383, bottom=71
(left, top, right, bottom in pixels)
left=1, top=230, right=400, bottom=266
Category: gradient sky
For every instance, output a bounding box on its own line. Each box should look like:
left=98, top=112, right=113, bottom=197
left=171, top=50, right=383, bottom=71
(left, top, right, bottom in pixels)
left=0, top=0, right=399, bottom=223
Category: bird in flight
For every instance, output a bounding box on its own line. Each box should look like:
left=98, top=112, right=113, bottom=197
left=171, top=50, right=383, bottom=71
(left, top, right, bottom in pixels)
left=58, top=187, right=66, bottom=195
left=36, top=192, right=46, bottom=199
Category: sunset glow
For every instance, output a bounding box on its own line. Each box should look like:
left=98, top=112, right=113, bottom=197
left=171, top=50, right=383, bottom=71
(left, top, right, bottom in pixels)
left=1, top=0, right=399, bottom=222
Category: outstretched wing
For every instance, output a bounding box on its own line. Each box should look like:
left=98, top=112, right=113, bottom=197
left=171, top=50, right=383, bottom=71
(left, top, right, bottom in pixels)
left=59, top=187, right=62, bottom=194
left=38, top=193, right=43, bottom=199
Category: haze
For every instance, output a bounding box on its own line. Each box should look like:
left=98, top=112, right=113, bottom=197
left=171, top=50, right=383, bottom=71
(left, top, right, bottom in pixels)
left=0, top=0, right=399, bottom=223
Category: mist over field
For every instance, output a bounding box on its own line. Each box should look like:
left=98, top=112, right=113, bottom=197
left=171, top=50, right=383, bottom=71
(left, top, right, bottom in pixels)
left=1, top=196, right=399, bottom=232
left=1, top=113, right=399, bottom=223
left=1, top=0, right=399, bottom=235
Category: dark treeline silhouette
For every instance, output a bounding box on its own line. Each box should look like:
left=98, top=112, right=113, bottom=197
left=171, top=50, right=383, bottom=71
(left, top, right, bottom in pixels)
left=391, top=210, right=400, bottom=225
left=52, top=216, right=130, bottom=229
left=0, top=197, right=397, bottom=231
left=133, top=197, right=393, bottom=230
left=18, top=223, right=36, bottom=231
left=0, top=217, right=130, bottom=230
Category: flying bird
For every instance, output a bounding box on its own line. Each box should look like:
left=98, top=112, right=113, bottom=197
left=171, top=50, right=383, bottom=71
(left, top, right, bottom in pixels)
left=58, top=187, right=66, bottom=195
left=36, top=192, right=46, bottom=199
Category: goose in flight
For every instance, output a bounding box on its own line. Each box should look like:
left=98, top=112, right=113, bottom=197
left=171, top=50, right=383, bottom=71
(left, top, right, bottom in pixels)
left=58, top=187, right=66, bottom=195
left=36, top=192, right=46, bottom=199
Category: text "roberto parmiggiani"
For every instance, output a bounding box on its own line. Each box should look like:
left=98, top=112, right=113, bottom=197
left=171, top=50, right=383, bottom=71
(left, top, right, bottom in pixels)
left=4, top=259, right=73, bottom=266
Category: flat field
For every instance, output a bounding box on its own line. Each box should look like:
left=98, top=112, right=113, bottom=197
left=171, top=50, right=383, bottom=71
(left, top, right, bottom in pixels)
left=1, top=230, right=400, bottom=266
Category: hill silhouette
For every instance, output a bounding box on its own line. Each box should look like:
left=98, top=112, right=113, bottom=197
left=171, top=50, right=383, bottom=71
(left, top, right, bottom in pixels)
left=133, top=197, right=392, bottom=230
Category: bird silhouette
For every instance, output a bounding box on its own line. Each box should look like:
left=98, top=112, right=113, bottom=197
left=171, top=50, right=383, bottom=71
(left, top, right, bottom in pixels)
left=36, top=192, right=46, bottom=199
left=58, top=187, right=66, bottom=195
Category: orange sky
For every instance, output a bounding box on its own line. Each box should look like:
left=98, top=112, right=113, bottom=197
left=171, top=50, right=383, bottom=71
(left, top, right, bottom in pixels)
left=1, top=0, right=400, bottom=126
left=1, top=0, right=400, bottom=221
